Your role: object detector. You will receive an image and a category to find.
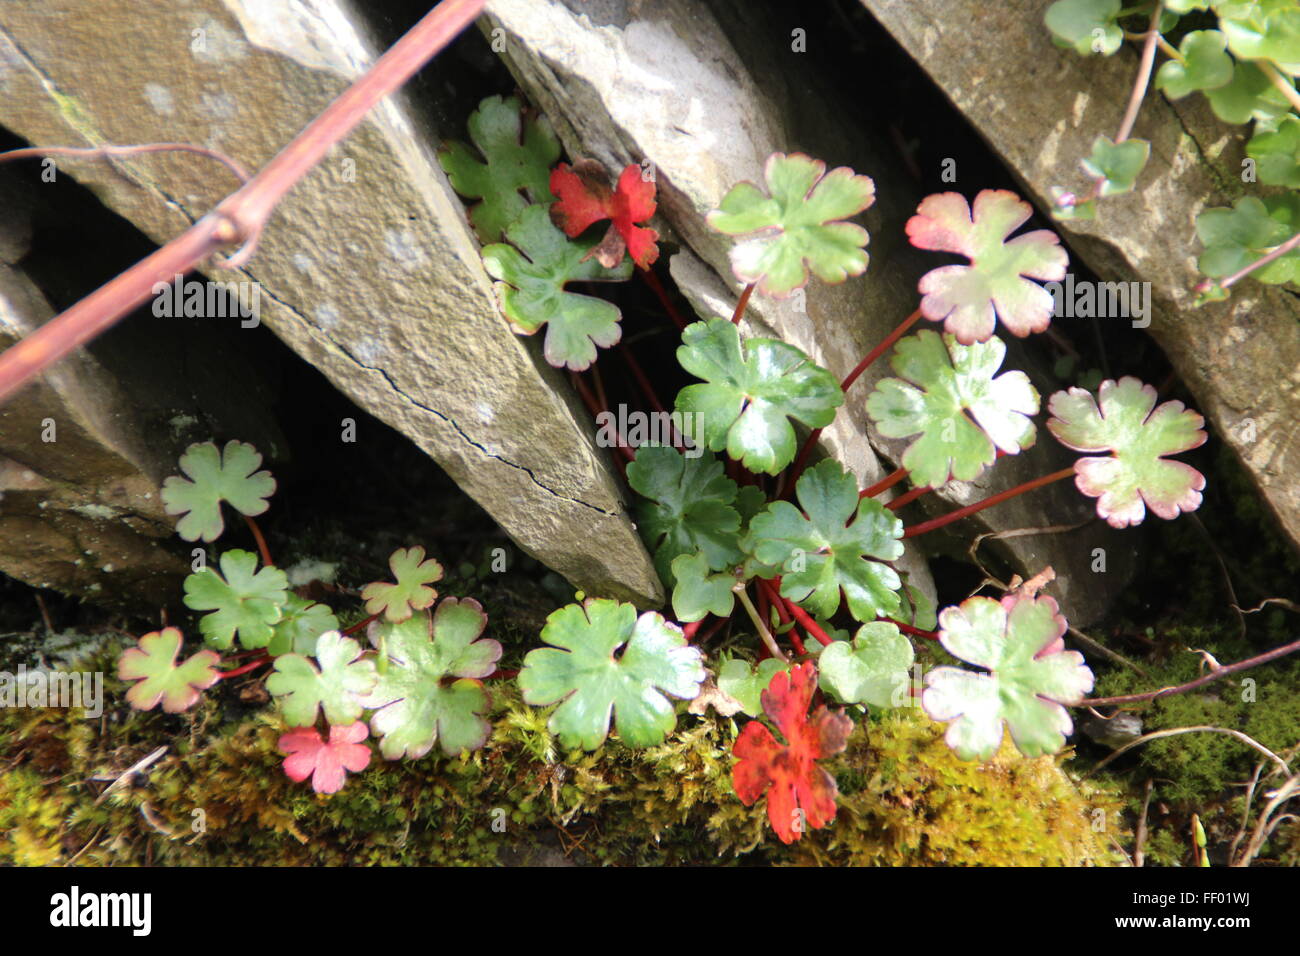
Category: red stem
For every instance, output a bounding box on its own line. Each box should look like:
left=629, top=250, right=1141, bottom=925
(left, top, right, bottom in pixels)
left=682, top=619, right=703, bottom=641
left=731, top=282, right=756, bottom=325
left=638, top=267, right=689, bottom=332
left=217, top=655, right=270, bottom=680
left=861, top=467, right=907, bottom=499
left=342, top=612, right=379, bottom=636
left=785, top=308, right=925, bottom=494
left=758, top=578, right=807, bottom=656
left=243, top=514, right=273, bottom=567
left=902, top=467, right=1075, bottom=538
left=887, top=618, right=938, bottom=642
left=767, top=579, right=833, bottom=647
left=885, top=484, right=931, bottom=511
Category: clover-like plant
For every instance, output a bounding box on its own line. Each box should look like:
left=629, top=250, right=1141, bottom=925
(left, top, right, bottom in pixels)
left=482, top=204, right=634, bottom=370
left=183, top=549, right=288, bottom=650
left=550, top=159, right=660, bottom=269
left=708, top=152, right=875, bottom=298
left=1047, top=376, right=1208, bottom=528
left=267, top=631, right=379, bottom=728
left=906, top=190, right=1067, bottom=344
left=923, top=594, right=1094, bottom=760
left=360, top=545, right=444, bottom=623
left=732, top=662, right=853, bottom=843
left=161, top=440, right=275, bottom=542
left=518, top=598, right=705, bottom=750
left=817, top=622, right=914, bottom=709
left=675, top=318, right=843, bottom=474
left=438, top=94, right=560, bottom=244
left=279, top=722, right=372, bottom=796
left=359, top=598, right=502, bottom=760
left=865, top=330, right=1039, bottom=489
left=118, top=628, right=221, bottom=713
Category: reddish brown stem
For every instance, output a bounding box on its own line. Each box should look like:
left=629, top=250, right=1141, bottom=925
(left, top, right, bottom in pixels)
left=902, top=468, right=1075, bottom=539
left=243, top=514, right=273, bottom=568
left=638, top=267, right=689, bottom=332
left=885, top=484, right=931, bottom=511
left=217, top=655, right=270, bottom=680
left=767, top=580, right=833, bottom=647
left=0, top=142, right=251, bottom=185
left=731, top=282, right=756, bottom=325
left=758, top=578, right=807, bottom=656
left=342, top=613, right=379, bottom=637
left=861, top=467, right=907, bottom=499
left=785, top=308, right=925, bottom=495
left=682, top=619, right=704, bottom=641
left=0, top=0, right=487, bottom=406
left=887, top=618, right=938, bottom=642
left=1083, top=635, right=1300, bottom=707
left=571, top=372, right=633, bottom=466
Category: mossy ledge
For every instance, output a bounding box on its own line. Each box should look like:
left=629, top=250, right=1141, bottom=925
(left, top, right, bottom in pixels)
left=0, top=645, right=1122, bottom=866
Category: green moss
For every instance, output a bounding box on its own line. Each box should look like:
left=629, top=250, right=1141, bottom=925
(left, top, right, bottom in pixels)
left=0, top=644, right=1122, bottom=865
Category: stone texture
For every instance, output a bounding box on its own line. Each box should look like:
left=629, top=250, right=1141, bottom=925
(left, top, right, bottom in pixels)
left=861, top=0, right=1300, bottom=556
left=484, top=0, right=1137, bottom=623
left=0, top=0, right=662, bottom=606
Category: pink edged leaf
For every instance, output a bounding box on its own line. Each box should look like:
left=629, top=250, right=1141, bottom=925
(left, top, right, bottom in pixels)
left=906, top=189, right=1068, bottom=344
left=707, top=152, right=875, bottom=298
left=278, top=721, right=372, bottom=795
left=1047, top=376, right=1207, bottom=528
left=732, top=661, right=853, bottom=843
left=922, top=593, right=1093, bottom=761
left=549, top=160, right=660, bottom=269
left=117, top=627, right=220, bottom=713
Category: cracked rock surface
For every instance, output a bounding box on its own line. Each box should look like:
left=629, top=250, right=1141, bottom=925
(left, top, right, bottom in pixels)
left=0, top=0, right=662, bottom=606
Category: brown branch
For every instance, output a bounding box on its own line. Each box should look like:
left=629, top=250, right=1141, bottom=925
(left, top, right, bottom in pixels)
left=0, top=0, right=487, bottom=407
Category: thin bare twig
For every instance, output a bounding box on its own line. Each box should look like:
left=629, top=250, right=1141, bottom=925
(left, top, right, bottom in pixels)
left=0, top=142, right=251, bottom=185
left=1083, top=726, right=1291, bottom=780
left=1133, top=778, right=1154, bottom=867
left=92, top=745, right=168, bottom=806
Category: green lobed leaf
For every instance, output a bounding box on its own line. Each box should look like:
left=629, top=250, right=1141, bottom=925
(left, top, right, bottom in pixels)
left=1195, top=194, right=1300, bottom=283
left=358, top=598, right=502, bottom=760
left=267, top=594, right=340, bottom=657
left=267, top=631, right=379, bottom=728
left=626, top=445, right=743, bottom=586
left=1155, top=30, right=1235, bottom=99
left=437, top=94, right=559, bottom=243
left=864, top=330, right=1039, bottom=489
left=716, top=657, right=792, bottom=718
left=161, top=440, right=275, bottom=543
left=1045, top=0, right=1123, bottom=56
left=117, top=627, right=220, bottom=713
left=669, top=552, right=737, bottom=623
left=707, top=152, right=875, bottom=298
left=923, top=593, right=1094, bottom=760
left=747, top=459, right=904, bottom=623
left=1080, top=135, right=1150, bottom=197
left=1205, top=60, right=1292, bottom=124
left=361, top=546, right=444, bottom=623
left=817, top=621, right=914, bottom=709
left=1048, top=376, right=1207, bottom=528
left=1220, top=0, right=1300, bottom=73
left=482, top=204, right=634, bottom=371
left=183, top=549, right=288, bottom=650
left=518, top=598, right=705, bottom=750
left=1246, top=115, right=1300, bottom=188
left=675, top=319, right=843, bottom=475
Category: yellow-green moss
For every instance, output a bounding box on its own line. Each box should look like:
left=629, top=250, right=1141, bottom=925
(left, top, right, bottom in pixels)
left=0, top=643, right=1122, bottom=866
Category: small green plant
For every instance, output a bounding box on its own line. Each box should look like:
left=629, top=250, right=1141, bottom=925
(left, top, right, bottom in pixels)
left=1045, top=0, right=1300, bottom=300
left=433, top=91, right=1278, bottom=847
left=117, top=439, right=497, bottom=795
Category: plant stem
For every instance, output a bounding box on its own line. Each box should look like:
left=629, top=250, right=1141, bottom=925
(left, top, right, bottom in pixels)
left=767, top=579, right=833, bottom=647
left=1084, top=635, right=1300, bottom=707
left=243, top=514, right=273, bottom=568
left=886, top=618, right=938, bottom=642
left=0, top=0, right=487, bottom=406
left=734, top=581, right=787, bottom=662
left=638, top=267, right=688, bottom=332
left=1215, top=227, right=1300, bottom=291
left=884, top=484, right=931, bottom=511
left=342, top=613, right=379, bottom=636
left=1259, top=59, right=1300, bottom=115
left=757, top=577, right=807, bottom=656
left=0, top=142, right=251, bottom=184
left=1115, top=2, right=1163, bottom=144
left=902, top=467, right=1076, bottom=538
left=784, top=309, right=924, bottom=495
left=620, top=345, right=686, bottom=448
left=218, top=655, right=270, bottom=680
left=730, top=282, right=756, bottom=326
left=860, top=467, right=906, bottom=499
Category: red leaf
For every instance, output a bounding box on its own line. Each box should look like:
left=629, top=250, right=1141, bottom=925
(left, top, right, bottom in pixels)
left=732, top=661, right=852, bottom=843
left=549, top=160, right=660, bottom=269
left=278, top=722, right=372, bottom=795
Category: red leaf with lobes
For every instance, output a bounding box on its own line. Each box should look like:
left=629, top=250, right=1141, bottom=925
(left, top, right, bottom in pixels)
left=279, top=721, right=371, bottom=795
left=549, top=160, right=660, bottom=269
left=732, top=661, right=853, bottom=843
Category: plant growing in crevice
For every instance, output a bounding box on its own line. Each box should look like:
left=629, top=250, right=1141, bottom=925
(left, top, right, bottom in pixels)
left=436, top=89, right=1280, bottom=848
left=115, top=439, right=501, bottom=795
